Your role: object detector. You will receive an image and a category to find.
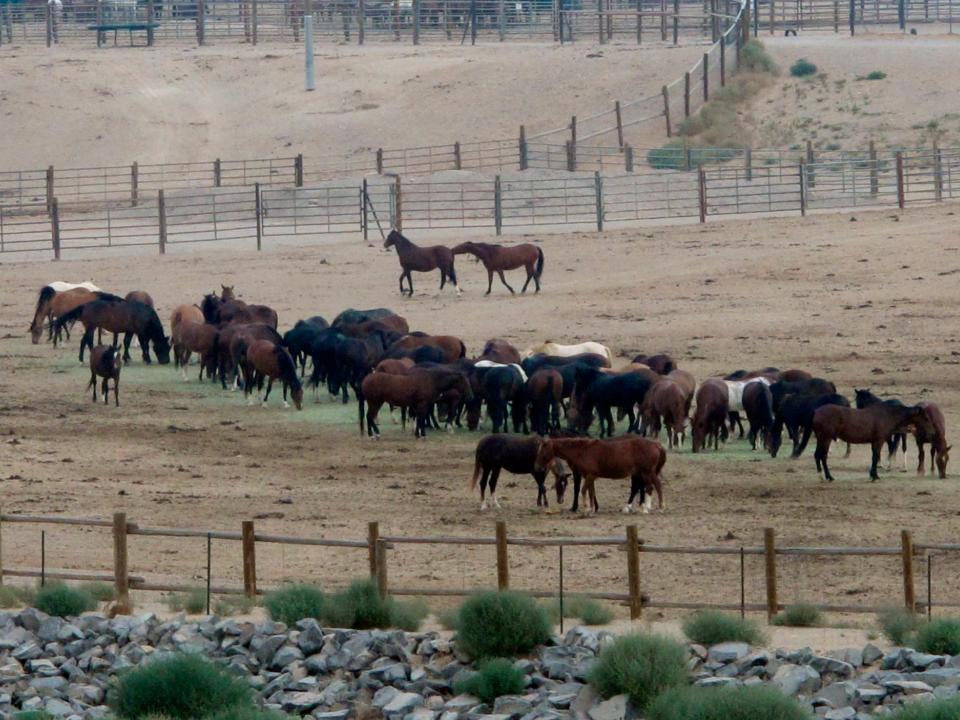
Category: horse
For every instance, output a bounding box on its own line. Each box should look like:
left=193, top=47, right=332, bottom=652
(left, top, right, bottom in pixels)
left=479, top=339, right=522, bottom=365
left=384, top=334, right=466, bottom=364
left=201, top=294, right=279, bottom=329
left=220, top=285, right=236, bottom=302
left=770, top=392, right=850, bottom=458
left=451, top=241, right=544, bottom=294
left=54, top=300, right=170, bottom=365
left=238, top=339, right=303, bottom=410
left=339, top=316, right=409, bottom=337
left=534, top=436, right=666, bottom=514
left=813, top=403, right=927, bottom=482
left=691, top=379, right=729, bottom=453
left=215, top=323, right=283, bottom=390
left=631, top=354, right=675, bottom=375
left=125, top=290, right=154, bottom=308
left=642, top=379, right=688, bottom=449
left=526, top=368, right=563, bottom=436
left=383, top=229, right=459, bottom=296
left=169, top=304, right=204, bottom=346
left=476, top=364, right=527, bottom=434
left=770, top=378, right=837, bottom=412
left=359, top=366, right=472, bottom=438
left=916, top=402, right=950, bottom=478
left=666, top=369, right=696, bottom=414
left=854, top=389, right=911, bottom=470
left=31, top=287, right=119, bottom=344
left=723, top=377, right=771, bottom=438
left=283, top=317, right=331, bottom=375
left=332, top=308, right=397, bottom=327
left=29, top=282, right=103, bottom=343
left=742, top=380, right=775, bottom=451
left=87, top=345, right=122, bottom=407
left=173, top=321, right=219, bottom=382
left=523, top=341, right=613, bottom=366
left=324, top=330, right=395, bottom=402
left=568, top=365, right=656, bottom=436
left=470, top=435, right=571, bottom=510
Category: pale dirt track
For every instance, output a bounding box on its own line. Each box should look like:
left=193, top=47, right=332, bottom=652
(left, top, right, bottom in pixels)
left=1, top=202, right=960, bottom=621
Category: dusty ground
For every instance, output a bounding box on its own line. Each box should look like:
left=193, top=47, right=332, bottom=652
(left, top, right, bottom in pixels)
left=1, top=200, right=959, bottom=626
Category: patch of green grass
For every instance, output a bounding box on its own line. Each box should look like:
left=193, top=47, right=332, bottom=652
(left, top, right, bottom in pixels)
left=544, top=596, right=614, bottom=626
left=646, top=685, right=808, bottom=720
left=771, top=604, right=823, bottom=628
left=790, top=58, right=818, bottom=78
left=682, top=610, right=765, bottom=646
left=456, top=590, right=552, bottom=660
left=453, top=658, right=526, bottom=703
left=110, top=653, right=252, bottom=719
left=79, top=582, right=115, bottom=603
left=34, top=582, right=97, bottom=618
left=0, top=585, right=30, bottom=609
left=587, top=633, right=688, bottom=711
left=264, top=584, right=325, bottom=626
left=438, top=607, right=460, bottom=631
left=878, top=607, right=920, bottom=646
left=915, top=618, right=960, bottom=655
left=167, top=587, right=207, bottom=615
left=859, top=70, right=887, bottom=81
left=887, top=696, right=960, bottom=719
left=322, top=579, right=427, bottom=631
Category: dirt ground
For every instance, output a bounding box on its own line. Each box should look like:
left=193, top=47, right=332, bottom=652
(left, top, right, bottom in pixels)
left=1, top=200, right=959, bottom=625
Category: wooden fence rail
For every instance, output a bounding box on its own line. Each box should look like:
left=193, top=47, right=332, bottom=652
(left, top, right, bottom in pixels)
left=0, top=512, right=951, bottom=621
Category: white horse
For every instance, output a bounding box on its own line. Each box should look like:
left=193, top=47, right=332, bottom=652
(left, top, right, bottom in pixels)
left=474, top=359, right=528, bottom=383
left=522, top=341, right=613, bottom=365
left=47, top=281, right=101, bottom=293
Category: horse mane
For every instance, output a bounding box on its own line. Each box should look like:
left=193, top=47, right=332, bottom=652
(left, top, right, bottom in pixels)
left=275, top=345, right=301, bottom=391
left=95, top=291, right=124, bottom=302
left=201, top=294, right=221, bottom=323
left=53, top=301, right=91, bottom=332
left=33, top=286, right=56, bottom=323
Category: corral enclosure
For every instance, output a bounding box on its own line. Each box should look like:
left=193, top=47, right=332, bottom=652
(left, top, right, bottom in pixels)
left=1, top=203, right=960, bottom=619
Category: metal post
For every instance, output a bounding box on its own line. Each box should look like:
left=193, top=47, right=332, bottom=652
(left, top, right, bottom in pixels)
left=498, top=0, right=505, bottom=40
left=739, top=546, right=745, bottom=619
left=304, top=4, right=316, bottom=92
left=684, top=71, right=691, bottom=117
left=50, top=198, right=61, bottom=261
left=494, top=175, right=503, bottom=235
left=720, top=38, right=726, bottom=85
left=934, top=141, right=943, bottom=201
left=358, top=0, right=365, bottom=43
left=194, top=0, right=203, bottom=45
left=698, top=168, right=707, bottom=222
left=662, top=85, right=672, bottom=137
left=376, top=148, right=384, bottom=174
left=744, top=146, right=752, bottom=181
left=927, top=553, right=932, bottom=620
left=205, top=532, right=212, bottom=615
left=849, top=0, right=855, bottom=33
left=251, top=0, right=258, bottom=44
left=519, top=125, right=528, bottom=170
left=594, top=171, right=604, bottom=231
left=362, top=178, right=369, bottom=240
left=672, top=0, right=678, bottom=43
left=295, top=154, right=304, bottom=186
left=367, top=522, right=379, bottom=578
left=394, top=175, right=402, bottom=231
left=454, top=142, right=462, bottom=170
left=213, top=158, right=222, bottom=187
left=806, top=140, right=815, bottom=188
left=896, top=151, right=905, bottom=209
left=41, top=531, right=46, bottom=586
left=559, top=545, right=565, bottom=633
left=614, top=101, right=624, bottom=149
left=703, top=52, right=709, bottom=101
left=869, top=140, right=878, bottom=196
left=414, top=0, right=421, bottom=43
left=131, top=162, right=139, bottom=207
left=158, top=190, right=167, bottom=255
left=799, top=161, right=806, bottom=216
left=624, top=144, right=634, bottom=172
left=254, top=183, right=262, bottom=251
left=46, top=166, right=54, bottom=215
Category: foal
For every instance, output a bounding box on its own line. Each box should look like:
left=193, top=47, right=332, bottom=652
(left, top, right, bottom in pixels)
left=87, top=345, right=122, bottom=407
left=383, top=230, right=459, bottom=296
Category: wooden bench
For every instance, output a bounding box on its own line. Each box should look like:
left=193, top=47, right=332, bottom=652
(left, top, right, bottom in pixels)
left=87, top=22, right=159, bottom=47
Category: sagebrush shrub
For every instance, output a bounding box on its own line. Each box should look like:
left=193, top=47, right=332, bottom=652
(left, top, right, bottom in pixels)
left=682, top=610, right=765, bottom=646
left=264, top=584, right=325, bottom=626
left=646, top=685, right=808, bottom=720
left=33, top=583, right=97, bottom=618
left=456, top=590, right=551, bottom=660
left=771, top=604, right=822, bottom=628
left=587, top=634, right=687, bottom=710
left=915, top=618, right=960, bottom=655
left=790, top=58, right=818, bottom=77
left=878, top=607, right=919, bottom=646
left=453, top=658, right=526, bottom=703
left=887, top=696, right=960, bottom=720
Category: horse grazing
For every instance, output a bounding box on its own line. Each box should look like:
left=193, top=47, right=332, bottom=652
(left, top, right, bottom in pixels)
left=385, top=334, right=466, bottom=364
left=524, top=341, right=613, bottom=366
left=332, top=308, right=397, bottom=327
left=32, top=288, right=121, bottom=344
left=339, top=316, right=409, bottom=337
left=238, top=339, right=303, bottom=409
left=169, top=304, right=204, bottom=345
left=215, top=323, right=283, bottom=390
left=770, top=392, right=850, bottom=458
left=173, top=321, right=219, bottom=381
left=476, top=364, right=527, bottom=434
left=470, top=435, right=571, bottom=509
left=201, top=294, right=279, bottom=329
left=568, top=365, right=656, bottom=436
left=479, top=338, right=522, bottom=365
left=642, top=379, right=688, bottom=449
left=29, top=282, right=102, bottom=343
left=534, top=436, right=666, bottom=514
left=742, top=381, right=775, bottom=451
left=283, top=317, right=331, bottom=375
left=632, top=354, right=675, bottom=375
left=55, top=300, right=170, bottom=365
left=360, top=366, right=472, bottom=438
left=125, top=290, right=154, bottom=308
left=527, top=369, right=563, bottom=435
left=770, top=378, right=837, bottom=412
left=813, top=402, right=927, bottom=482
left=451, top=241, right=544, bottom=294
left=383, top=229, right=459, bottom=296
left=87, top=345, right=122, bottom=407
left=916, top=402, right=950, bottom=478
left=691, top=379, right=729, bottom=453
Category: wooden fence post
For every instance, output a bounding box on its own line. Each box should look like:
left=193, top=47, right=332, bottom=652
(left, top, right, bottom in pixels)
left=624, top=144, right=634, bottom=172
left=799, top=161, right=806, bottom=216
left=50, top=198, right=60, bottom=261
left=697, top=167, right=707, bottom=223
left=45, top=2, right=51, bottom=46
left=869, top=140, right=878, bottom=196
left=242, top=520, right=257, bottom=598
left=494, top=175, right=503, bottom=236
left=703, top=52, right=709, bottom=101
left=46, top=166, right=54, bottom=215
left=614, top=101, right=624, bottom=150
left=742, top=0, right=750, bottom=41
left=744, top=146, right=752, bottom=181
left=635, top=0, right=641, bottom=43
left=131, top=162, right=139, bottom=207
left=518, top=126, right=528, bottom=171
left=849, top=0, right=855, bottom=34
left=498, top=0, right=505, bottom=40
left=805, top=141, right=815, bottom=188
left=214, top=158, right=222, bottom=188
left=375, top=539, right=388, bottom=597
left=594, top=171, right=604, bottom=232
left=394, top=175, right=402, bottom=230
left=597, top=0, right=604, bottom=43
left=764, top=527, right=778, bottom=619
left=376, top=148, right=384, bottom=174
left=367, top=521, right=379, bottom=578
left=453, top=142, right=462, bottom=170
left=570, top=115, right=577, bottom=165
left=362, top=178, right=369, bottom=240
left=833, top=0, right=839, bottom=31
left=902, top=529, right=916, bottom=612
left=662, top=85, right=672, bottom=137
left=0, top=507, right=4, bottom=586
left=684, top=72, right=691, bottom=118
left=113, top=512, right=130, bottom=613
left=295, top=154, right=304, bottom=187
left=495, top=521, right=509, bottom=589
left=158, top=190, right=167, bottom=255
left=896, top=151, right=905, bottom=209
left=660, top=0, right=666, bottom=39
left=254, top=183, right=262, bottom=251
left=626, top=525, right=641, bottom=620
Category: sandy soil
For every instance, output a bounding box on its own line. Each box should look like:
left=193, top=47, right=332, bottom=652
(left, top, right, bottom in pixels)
left=0, top=41, right=702, bottom=170
left=1, top=201, right=959, bottom=626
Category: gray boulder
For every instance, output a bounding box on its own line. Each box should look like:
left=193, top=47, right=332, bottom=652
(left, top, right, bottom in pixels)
left=707, top=642, right=749, bottom=664
left=772, top=663, right=821, bottom=695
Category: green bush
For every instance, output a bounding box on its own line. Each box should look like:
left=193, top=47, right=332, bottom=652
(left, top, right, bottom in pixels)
left=915, top=618, right=960, bottom=655
left=682, top=611, right=765, bottom=646
left=207, top=708, right=291, bottom=720
left=878, top=607, right=919, bottom=646
left=453, top=658, right=526, bottom=703
left=456, top=590, right=552, bottom=660
left=646, top=685, right=808, bottom=720
left=387, top=597, right=429, bottom=631
left=0, top=586, right=26, bottom=609
left=80, top=582, right=116, bottom=603
left=213, top=595, right=255, bottom=618
left=320, top=579, right=426, bottom=631
left=438, top=607, right=460, bottom=631
left=587, top=634, right=688, bottom=711
left=545, top=596, right=614, bottom=626
left=887, top=696, right=960, bottom=719
left=110, top=654, right=252, bottom=720
left=790, top=58, right=818, bottom=78
left=646, top=142, right=739, bottom=171
left=741, top=39, right=779, bottom=74
left=33, top=583, right=97, bottom=618
left=771, top=604, right=823, bottom=628
left=167, top=588, right=207, bottom=615
left=865, top=70, right=887, bottom=80
left=264, top=584, right=325, bottom=626
left=14, top=712, right=56, bottom=720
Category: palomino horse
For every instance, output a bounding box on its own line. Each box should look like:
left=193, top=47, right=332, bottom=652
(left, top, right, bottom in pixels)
left=523, top=341, right=613, bottom=365
left=239, top=339, right=303, bottom=410
left=383, top=230, right=459, bottom=296
left=87, top=345, right=122, bottom=407
left=812, top=402, right=926, bottom=482
left=451, top=241, right=544, bottom=295
left=54, top=299, right=170, bottom=365
left=470, top=435, right=571, bottom=510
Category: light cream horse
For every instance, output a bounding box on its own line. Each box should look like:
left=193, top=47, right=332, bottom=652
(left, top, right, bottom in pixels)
left=522, top=341, right=613, bottom=365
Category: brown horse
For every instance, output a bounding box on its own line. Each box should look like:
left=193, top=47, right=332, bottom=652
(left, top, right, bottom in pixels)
left=631, top=354, right=676, bottom=375
left=383, top=230, right=459, bottom=296
left=451, top=241, right=544, bottom=295
left=33, top=289, right=120, bottom=345
left=385, top=334, right=466, bottom=363
left=470, top=435, right=571, bottom=510
left=666, top=369, right=696, bottom=414
left=220, top=285, right=236, bottom=302
left=87, top=345, right=122, bottom=407
left=359, top=366, right=472, bottom=438
left=534, top=436, right=666, bottom=513
left=238, top=339, right=303, bottom=410
left=692, top=379, right=729, bottom=452
left=526, top=368, right=563, bottom=435
left=170, top=304, right=204, bottom=344
left=174, top=321, right=219, bottom=382
left=813, top=403, right=927, bottom=482
left=643, top=379, right=688, bottom=449
left=916, top=401, right=950, bottom=478
left=29, top=283, right=107, bottom=344
left=125, top=290, right=154, bottom=308
left=201, top=294, right=279, bottom=329
left=54, top=299, right=170, bottom=365
left=479, top=338, right=522, bottom=365
left=216, top=323, right=283, bottom=389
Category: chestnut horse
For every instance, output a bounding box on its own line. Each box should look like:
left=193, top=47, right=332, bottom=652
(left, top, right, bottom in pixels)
left=916, top=402, right=950, bottom=478
left=813, top=403, right=927, bottom=482
left=217, top=323, right=283, bottom=390
left=451, top=241, right=544, bottom=295
left=238, top=339, right=303, bottom=409
left=479, top=338, right=522, bottom=365
left=174, top=321, right=219, bottom=382
left=125, top=290, right=154, bottom=308
left=383, top=230, right=459, bottom=296
left=32, top=288, right=120, bottom=344
left=29, top=282, right=102, bottom=343
left=87, top=345, right=122, bottom=407
left=691, top=379, right=729, bottom=452
left=359, top=366, right=472, bottom=438
left=170, top=304, right=204, bottom=345
left=643, top=379, right=688, bottom=449
left=385, top=334, right=466, bottom=363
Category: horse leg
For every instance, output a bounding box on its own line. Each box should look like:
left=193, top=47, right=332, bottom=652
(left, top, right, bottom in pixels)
left=900, top=433, right=909, bottom=471
left=89, top=372, right=97, bottom=403
left=624, top=473, right=641, bottom=513
left=815, top=436, right=834, bottom=481
left=521, top=265, right=533, bottom=293
left=885, top=435, right=897, bottom=470
left=120, top=333, right=132, bottom=363
left=569, top=472, right=582, bottom=513
left=490, top=468, right=502, bottom=509
left=497, top=271, right=515, bottom=294
left=870, top=441, right=882, bottom=481
left=793, top=425, right=814, bottom=458
left=439, top=268, right=446, bottom=291
left=479, top=468, right=490, bottom=510
left=263, top=378, right=274, bottom=406
left=113, top=376, right=120, bottom=407
left=917, top=436, right=926, bottom=475
left=486, top=270, right=494, bottom=296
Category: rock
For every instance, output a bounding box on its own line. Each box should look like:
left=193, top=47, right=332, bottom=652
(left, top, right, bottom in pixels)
left=493, top=695, right=535, bottom=717
left=809, top=656, right=855, bottom=678
left=694, top=677, right=741, bottom=688
left=313, top=711, right=350, bottom=720
left=883, top=679, right=934, bottom=695
left=30, top=676, right=68, bottom=695
left=824, top=708, right=857, bottom=720
left=905, top=651, right=944, bottom=670
left=37, top=618, right=65, bottom=644
left=826, top=648, right=863, bottom=668
left=772, top=664, right=821, bottom=695
left=374, top=686, right=403, bottom=709
left=43, top=698, right=75, bottom=717
left=707, top=642, right=749, bottom=664
left=383, top=691, right=424, bottom=716
left=862, top=644, right=883, bottom=666
left=0, top=658, right=24, bottom=678
left=735, top=650, right=769, bottom=673
left=297, top=622, right=326, bottom=656
left=855, top=684, right=886, bottom=704
left=13, top=643, right=43, bottom=661
left=368, top=662, right=409, bottom=684
left=563, top=627, right=600, bottom=654
left=254, top=634, right=288, bottom=666
left=588, top=693, right=630, bottom=720
left=271, top=645, right=305, bottom=670
left=816, top=682, right=855, bottom=708
left=281, top=691, right=325, bottom=712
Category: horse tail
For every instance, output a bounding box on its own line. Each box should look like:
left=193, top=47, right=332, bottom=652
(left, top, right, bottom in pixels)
left=470, top=446, right=482, bottom=490
left=535, top=246, right=545, bottom=279
left=276, top=346, right=301, bottom=392
left=458, top=340, right=467, bottom=359
left=34, top=286, right=55, bottom=320
left=54, top=303, right=86, bottom=333
left=448, top=261, right=458, bottom=285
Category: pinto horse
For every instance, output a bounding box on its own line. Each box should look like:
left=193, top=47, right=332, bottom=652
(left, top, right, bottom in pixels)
left=54, top=300, right=170, bottom=365
left=383, top=230, right=459, bottom=296
left=451, top=241, right=544, bottom=295
left=29, top=282, right=102, bottom=344
left=238, top=339, right=303, bottom=409
left=813, top=403, right=927, bottom=482
left=87, top=345, right=122, bottom=407
left=470, top=435, right=571, bottom=510
left=534, top=436, right=666, bottom=514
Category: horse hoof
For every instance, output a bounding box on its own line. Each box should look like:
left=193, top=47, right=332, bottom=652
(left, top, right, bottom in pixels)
left=621, top=505, right=632, bottom=514
left=283, top=401, right=290, bottom=409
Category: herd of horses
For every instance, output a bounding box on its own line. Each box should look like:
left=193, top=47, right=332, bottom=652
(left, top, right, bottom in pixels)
left=29, top=269, right=950, bottom=515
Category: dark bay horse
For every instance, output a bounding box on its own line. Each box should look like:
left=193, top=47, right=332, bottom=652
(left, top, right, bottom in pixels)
left=238, top=339, right=303, bottom=410
left=215, top=323, right=283, bottom=389
left=87, top=345, right=122, bottom=407
left=479, top=338, right=522, bottom=365
left=451, top=241, right=544, bottom=294
left=201, top=294, right=279, bottom=329
left=470, top=435, right=571, bottom=510
left=32, top=288, right=121, bottom=344
left=855, top=390, right=951, bottom=477
left=359, top=366, right=472, bottom=438
left=54, top=300, right=170, bottom=365
left=691, top=379, right=729, bottom=452
left=383, top=230, right=459, bottom=296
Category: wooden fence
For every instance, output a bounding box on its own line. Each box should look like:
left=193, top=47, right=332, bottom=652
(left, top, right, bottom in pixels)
left=3, top=512, right=959, bottom=619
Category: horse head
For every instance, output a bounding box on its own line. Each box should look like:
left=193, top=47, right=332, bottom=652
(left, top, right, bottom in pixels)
left=533, top=440, right=556, bottom=473
left=383, top=229, right=401, bottom=250
left=220, top=284, right=236, bottom=301
left=29, top=320, right=44, bottom=345
left=550, top=458, right=572, bottom=505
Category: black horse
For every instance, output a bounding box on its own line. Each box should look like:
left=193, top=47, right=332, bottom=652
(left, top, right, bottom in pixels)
left=474, top=365, right=527, bottom=434
left=282, top=316, right=330, bottom=376
left=770, top=378, right=837, bottom=412
left=55, top=300, right=170, bottom=365
left=331, top=308, right=396, bottom=327
left=569, top=366, right=655, bottom=436
left=742, top=381, right=775, bottom=451
left=770, top=392, right=850, bottom=458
